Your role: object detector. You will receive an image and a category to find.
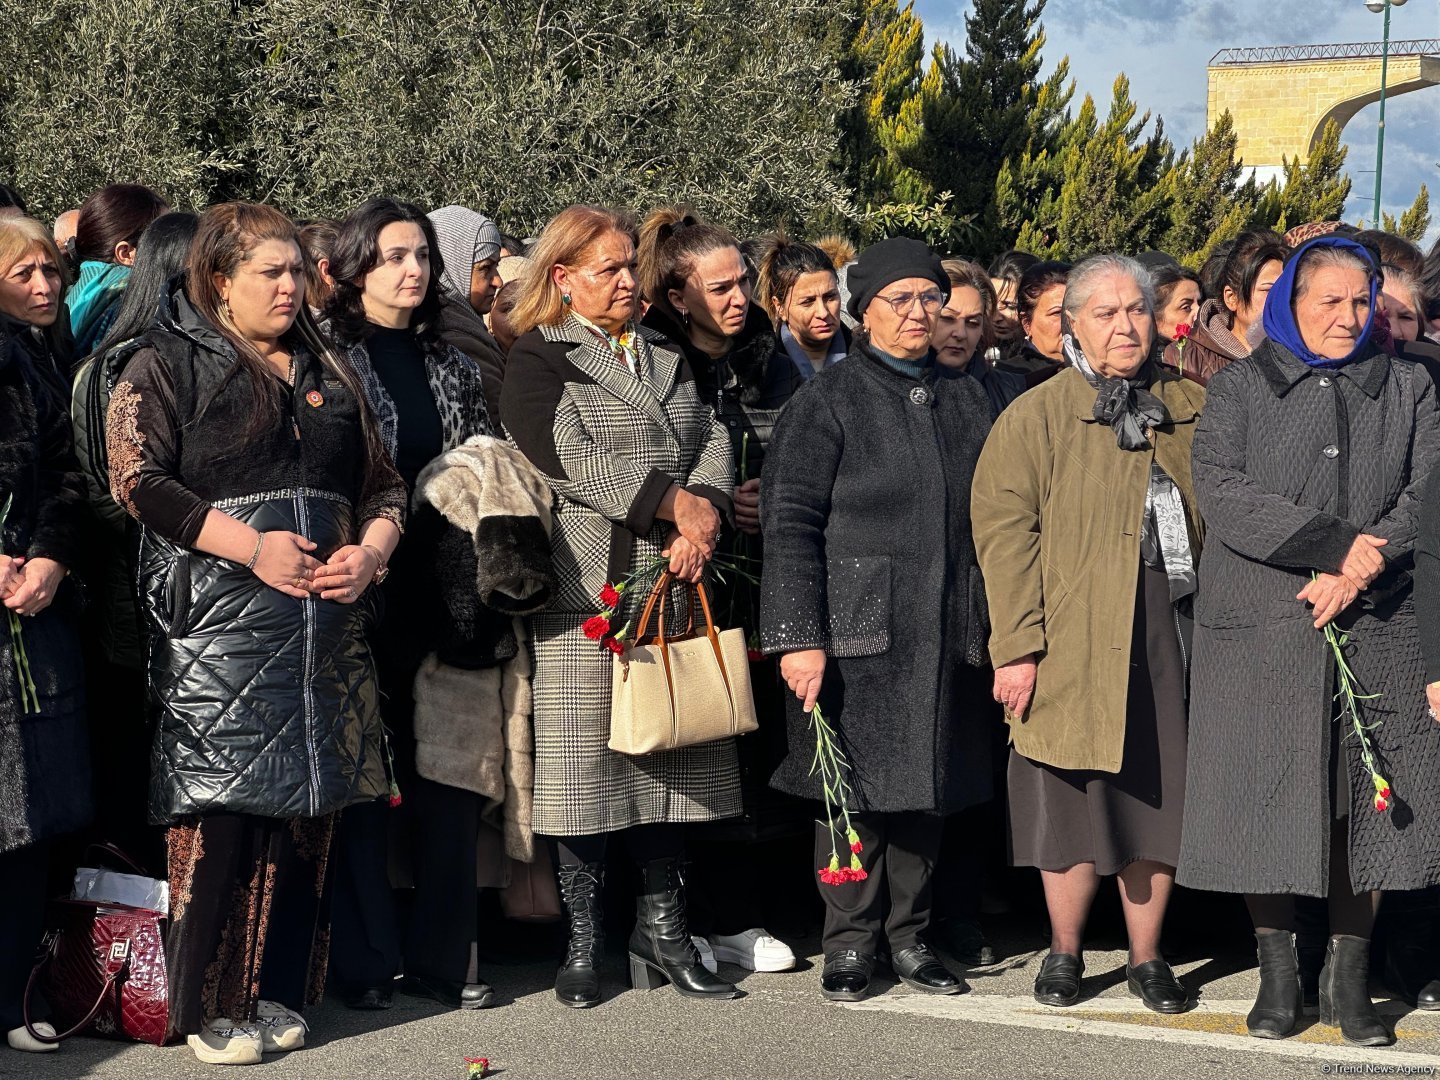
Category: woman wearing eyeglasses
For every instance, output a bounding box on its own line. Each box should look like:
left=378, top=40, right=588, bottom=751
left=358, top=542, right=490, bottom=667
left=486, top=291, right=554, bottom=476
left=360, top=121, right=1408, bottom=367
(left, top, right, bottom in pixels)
left=760, top=238, right=995, bottom=1002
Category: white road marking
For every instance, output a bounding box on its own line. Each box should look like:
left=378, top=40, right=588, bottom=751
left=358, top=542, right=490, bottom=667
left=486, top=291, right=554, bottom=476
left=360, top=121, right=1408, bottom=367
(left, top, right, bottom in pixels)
left=839, top=994, right=1440, bottom=1068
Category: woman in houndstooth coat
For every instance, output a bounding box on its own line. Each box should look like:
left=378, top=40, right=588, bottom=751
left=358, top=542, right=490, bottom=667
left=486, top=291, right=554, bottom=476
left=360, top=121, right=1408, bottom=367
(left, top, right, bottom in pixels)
left=501, top=205, right=743, bottom=1007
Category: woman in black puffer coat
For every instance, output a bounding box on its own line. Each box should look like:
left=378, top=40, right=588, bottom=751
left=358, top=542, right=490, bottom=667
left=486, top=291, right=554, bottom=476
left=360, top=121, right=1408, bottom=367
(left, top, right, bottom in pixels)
left=0, top=216, right=91, bottom=1054
left=108, top=204, right=404, bottom=1064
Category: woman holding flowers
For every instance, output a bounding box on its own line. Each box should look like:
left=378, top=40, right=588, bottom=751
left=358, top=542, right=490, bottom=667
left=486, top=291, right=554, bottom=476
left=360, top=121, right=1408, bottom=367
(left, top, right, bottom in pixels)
left=1180, top=235, right=1440, bottom=1048
left=0, top=216, right=91, bottom=1054
left=974, top=255, right=1204, bottom=1019
left=501, top=204, right=742, bottom=1008
left=761, top=238, right=993, bottom=1003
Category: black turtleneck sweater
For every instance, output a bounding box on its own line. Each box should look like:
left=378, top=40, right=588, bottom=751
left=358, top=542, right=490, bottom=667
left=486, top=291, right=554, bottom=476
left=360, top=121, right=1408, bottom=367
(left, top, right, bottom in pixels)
left=365, top=325, right=443, bottom=490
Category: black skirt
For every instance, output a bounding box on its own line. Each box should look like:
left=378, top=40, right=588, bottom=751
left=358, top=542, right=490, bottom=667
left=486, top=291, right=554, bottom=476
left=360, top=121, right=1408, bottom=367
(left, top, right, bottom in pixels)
left=1007, top=561, right=1189, bottom=875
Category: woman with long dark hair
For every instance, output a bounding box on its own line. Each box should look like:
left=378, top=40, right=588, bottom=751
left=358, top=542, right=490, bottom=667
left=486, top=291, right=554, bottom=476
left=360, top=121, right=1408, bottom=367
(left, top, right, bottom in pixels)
left=1162, top=230, right=1287, bottom=385
left=637, top=209, right=805, bottom=973
left=322, top=196, right=502, bottom=1013
left=68, top=184, right=169, bottom=356
left=70, top=210, right=199, bottom=867
left=995, top=261, right=1071, bottom=382
left=108, top=202, right=404, bottom=1065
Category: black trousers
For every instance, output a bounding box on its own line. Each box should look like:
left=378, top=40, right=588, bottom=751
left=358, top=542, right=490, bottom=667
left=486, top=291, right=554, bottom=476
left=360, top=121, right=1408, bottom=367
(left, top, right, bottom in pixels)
left=330, top=779, right=490, bottom=990
left=0, top=842, right=50, bottom=1031
left=815, top=812, right=945, bottom=955
left=329, top=799, right=401, bottom=992
left=405, top=779, right=487, bottom=984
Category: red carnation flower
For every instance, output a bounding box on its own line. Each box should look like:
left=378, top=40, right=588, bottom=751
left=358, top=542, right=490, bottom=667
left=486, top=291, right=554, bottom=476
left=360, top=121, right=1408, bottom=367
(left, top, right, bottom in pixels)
left=1375, top=795, right=1389, bottom=813
left=602, top=636, right=625, bottom=655
left=582, top=615, right=611, bottom=640
left=1174, top=322, right=1192, bottom=341
left=848, top=866, right=869, bottom=882
left=599, top=584, right=621, bottom=609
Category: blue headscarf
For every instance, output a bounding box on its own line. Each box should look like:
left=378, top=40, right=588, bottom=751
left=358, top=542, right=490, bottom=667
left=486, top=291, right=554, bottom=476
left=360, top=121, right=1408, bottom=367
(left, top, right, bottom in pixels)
left=1261, top=236, right=1379, bottom=369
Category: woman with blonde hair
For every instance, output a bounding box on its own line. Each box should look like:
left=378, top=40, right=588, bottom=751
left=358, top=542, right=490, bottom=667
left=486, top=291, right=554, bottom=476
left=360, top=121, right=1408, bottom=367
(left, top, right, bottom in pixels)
left=0, top=215, right=90, bottom=1055
left=502, top=204, right=743, bottom=1007
left=108, top=202, right=404, bottom=1064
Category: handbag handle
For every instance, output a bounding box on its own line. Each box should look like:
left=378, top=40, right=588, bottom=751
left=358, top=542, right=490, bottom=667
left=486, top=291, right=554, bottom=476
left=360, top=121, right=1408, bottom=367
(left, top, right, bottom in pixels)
left=633, top=572, right=719, bottom=646
left=22, top=934, right=130, bottom=1043
left=83, top=842, right=152, bottom=878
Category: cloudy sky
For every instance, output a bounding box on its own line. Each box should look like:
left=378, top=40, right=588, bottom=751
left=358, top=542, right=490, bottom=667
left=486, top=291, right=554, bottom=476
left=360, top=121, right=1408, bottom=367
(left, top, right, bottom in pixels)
left=918, top=0, right=1440, bottom=246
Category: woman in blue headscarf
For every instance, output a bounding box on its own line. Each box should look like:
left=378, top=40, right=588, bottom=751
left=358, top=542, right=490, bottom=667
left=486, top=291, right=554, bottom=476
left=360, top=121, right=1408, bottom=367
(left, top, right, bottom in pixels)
left=1179, top=236, right=1440, bottom=1049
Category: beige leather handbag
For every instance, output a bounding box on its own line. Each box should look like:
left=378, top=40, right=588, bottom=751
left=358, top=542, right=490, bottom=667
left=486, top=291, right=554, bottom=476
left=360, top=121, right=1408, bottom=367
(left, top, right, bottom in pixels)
left=609, top=572, right=758, bottom=755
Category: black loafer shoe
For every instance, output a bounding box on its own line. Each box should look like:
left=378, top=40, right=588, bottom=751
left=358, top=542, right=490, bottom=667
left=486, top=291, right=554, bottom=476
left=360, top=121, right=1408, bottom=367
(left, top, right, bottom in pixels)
left=1033, top=952, right=1084, bottom=1007
left=342, top=985, right=393, bottom=1010
left=399, top=973, right=495, bottom=1010
left=821, top=949, right=875, bottom=1002
left=892, top=944, right=966, bottom=995
left=1127, top=959, right=1191, bottom=1014
left=1416, top=979, right=1440, bottom=1011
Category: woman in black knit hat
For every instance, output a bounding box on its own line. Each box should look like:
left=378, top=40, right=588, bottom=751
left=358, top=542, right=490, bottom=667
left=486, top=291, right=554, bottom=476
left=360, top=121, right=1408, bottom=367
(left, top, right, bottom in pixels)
left=759, top=237, right=996, bottom=1002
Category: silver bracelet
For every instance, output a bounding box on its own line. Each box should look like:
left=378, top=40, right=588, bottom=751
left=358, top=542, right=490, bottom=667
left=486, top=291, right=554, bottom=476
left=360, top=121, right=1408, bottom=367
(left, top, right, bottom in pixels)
left=244, top=532, right=266, bottom=571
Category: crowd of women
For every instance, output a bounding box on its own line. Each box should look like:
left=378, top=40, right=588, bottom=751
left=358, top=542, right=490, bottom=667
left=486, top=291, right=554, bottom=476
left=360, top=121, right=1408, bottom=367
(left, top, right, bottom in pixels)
left=3, top=177, right=1440, bottom=1065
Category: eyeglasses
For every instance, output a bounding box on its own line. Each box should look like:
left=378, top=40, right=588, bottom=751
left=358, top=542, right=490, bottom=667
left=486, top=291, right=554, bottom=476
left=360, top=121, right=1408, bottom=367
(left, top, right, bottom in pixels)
left=875, top=290, right=945, bottom=316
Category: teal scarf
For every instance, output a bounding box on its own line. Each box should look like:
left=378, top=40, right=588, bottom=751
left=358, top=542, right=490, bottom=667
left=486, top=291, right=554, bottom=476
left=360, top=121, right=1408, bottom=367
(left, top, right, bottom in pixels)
left=68, top=260, right=131, bottom=355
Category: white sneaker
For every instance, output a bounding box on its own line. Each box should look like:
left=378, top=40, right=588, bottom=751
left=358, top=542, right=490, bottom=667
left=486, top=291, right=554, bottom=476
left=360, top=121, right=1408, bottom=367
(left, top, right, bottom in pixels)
left=707, top=928, right=797, bottom=972
left=186, top=1018, right=263, bottom=1065
left=254, top=1001, right=307, bottom=1053
left=7, top=1023, right=58, bottom=1053
left=692, top=935, right=719, bottom=974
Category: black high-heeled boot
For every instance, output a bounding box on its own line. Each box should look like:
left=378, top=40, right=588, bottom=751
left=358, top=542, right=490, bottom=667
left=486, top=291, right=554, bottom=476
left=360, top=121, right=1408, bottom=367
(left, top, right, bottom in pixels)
left=555, top=863, right=604, bottom=1008
left=627, top=859, right=741, bottom=1000
left=1318, top=935, right=1394, bottom=1047
left=1247, top=930, right=1302, bottom=1039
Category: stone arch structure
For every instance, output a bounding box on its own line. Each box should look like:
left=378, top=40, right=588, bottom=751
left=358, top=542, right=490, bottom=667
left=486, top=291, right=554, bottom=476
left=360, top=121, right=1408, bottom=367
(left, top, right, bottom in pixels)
left=1207, top=41, right=1440, bottom=173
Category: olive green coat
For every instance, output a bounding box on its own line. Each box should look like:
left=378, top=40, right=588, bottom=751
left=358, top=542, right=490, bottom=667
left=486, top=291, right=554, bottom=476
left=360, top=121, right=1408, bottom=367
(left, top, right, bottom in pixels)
left=971, top=365, right=1206, bottom=772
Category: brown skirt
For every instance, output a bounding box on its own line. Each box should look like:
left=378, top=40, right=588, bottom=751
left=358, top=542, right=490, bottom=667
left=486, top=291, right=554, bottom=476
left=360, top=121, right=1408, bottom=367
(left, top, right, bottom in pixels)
left=1007, top=562, right=1189, bottom=876
left=165, top=813, right=335, bottom=1037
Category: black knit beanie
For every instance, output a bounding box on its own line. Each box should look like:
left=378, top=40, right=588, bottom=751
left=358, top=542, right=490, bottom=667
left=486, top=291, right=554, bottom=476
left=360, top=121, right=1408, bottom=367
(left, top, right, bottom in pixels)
left=846, top=237, right=950, bottom=321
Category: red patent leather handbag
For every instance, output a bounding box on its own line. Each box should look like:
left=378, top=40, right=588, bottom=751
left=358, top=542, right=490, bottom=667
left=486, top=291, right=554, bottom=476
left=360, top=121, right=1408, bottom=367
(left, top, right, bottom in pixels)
left=22, top=847, right=171, bottom=1046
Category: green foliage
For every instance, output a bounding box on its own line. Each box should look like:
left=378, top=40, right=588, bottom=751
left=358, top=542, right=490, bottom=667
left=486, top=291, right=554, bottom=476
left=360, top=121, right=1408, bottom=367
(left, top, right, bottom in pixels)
left=1160, top=113, right=1259, bottom=268
left=0, top=0, right=247, bottom=218
left=849, top=0, right=934, bottom=207
left=0, top=0, right=857, bottom=235
left=0, top=0, right=1410, bottom=261
left=1008, top=77, right=1172, bottom=261
left=1384, top=185, right=1431, bottom=244
left=1258, top=121, right=1352, bottom=235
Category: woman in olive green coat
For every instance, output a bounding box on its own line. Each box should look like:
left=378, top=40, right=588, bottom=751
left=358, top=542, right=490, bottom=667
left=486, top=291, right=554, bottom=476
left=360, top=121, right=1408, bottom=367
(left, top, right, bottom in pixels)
left=972, top=254, right=1205, bottom=1016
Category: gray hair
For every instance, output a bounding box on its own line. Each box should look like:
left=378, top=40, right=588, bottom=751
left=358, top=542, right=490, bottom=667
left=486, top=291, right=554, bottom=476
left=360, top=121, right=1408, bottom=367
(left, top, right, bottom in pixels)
left=1294, top=245, right=1375, bottom=301
left=1062, top=254, right=1156, bottom=319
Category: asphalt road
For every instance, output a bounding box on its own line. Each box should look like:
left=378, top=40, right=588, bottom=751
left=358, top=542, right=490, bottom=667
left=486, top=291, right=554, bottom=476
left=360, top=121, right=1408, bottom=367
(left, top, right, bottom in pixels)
left=7, top=926, right=1439, bottom=1080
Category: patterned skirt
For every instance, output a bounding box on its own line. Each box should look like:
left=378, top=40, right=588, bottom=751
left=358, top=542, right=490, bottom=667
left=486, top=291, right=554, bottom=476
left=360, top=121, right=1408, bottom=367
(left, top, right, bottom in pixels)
left=529, top=614, right=742, bottom=837
left=165, top=813, right=335, bottom=1037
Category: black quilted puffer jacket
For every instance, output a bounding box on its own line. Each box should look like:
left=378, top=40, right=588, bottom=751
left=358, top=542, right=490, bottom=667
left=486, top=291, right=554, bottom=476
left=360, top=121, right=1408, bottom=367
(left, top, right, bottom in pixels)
left=110, top=294, right=401, bottom=823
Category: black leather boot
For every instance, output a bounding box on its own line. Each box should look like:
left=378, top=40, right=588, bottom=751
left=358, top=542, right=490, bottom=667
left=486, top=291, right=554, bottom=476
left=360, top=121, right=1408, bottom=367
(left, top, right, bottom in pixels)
left=628, top=859, right=741, bottom=1000
left=1382, top=902, right=1440, bottom=1011
left=1318, top=935, right=1394, bottom=1047
left=1247, top=930, right=1302, bottom=1039
left=555, top=863, right=605, bottom=1008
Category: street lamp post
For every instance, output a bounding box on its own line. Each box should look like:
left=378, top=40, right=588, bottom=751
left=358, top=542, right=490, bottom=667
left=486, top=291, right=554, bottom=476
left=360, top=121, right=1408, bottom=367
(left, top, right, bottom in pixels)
left=1364, top=0, right=1408, bottom=225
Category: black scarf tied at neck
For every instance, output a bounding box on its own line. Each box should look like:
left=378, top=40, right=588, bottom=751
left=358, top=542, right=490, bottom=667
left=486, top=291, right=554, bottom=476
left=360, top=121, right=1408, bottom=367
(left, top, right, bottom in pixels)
left=1061, top=333, right=1166, bottom=451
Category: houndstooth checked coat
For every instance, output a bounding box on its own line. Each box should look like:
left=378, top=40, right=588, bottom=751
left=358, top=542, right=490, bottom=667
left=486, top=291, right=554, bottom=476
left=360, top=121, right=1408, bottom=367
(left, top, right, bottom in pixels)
left=501, top=314, right=741, bottom=834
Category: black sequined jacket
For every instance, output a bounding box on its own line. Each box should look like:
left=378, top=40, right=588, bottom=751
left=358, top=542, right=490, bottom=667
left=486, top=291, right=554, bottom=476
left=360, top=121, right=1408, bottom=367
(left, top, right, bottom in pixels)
left=758, top=337, right=995, bottom=814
